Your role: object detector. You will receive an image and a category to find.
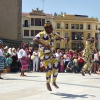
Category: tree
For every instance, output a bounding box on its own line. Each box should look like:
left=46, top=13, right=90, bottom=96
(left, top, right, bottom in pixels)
left=96, top=17, right=98, bottom=20
left=54, top=12, right=58, bottom=17
left=60, top=11, right=63, bottom=15
left=91, top=16, right=94, bottom=18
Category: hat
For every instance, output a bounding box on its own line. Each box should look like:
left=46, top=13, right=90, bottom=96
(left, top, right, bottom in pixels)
left=0, top=40, right=3, bottom=45
left=44, top=21, right=52, bottom=28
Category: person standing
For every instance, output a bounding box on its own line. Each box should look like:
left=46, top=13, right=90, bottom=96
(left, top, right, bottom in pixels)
left=18, top=43, right=28, bottom=76
left=32, top=48, right=39, bottom=72
left=33, top=21, right=68, bottom=91
left=93, top=48, right=99, bottom=73
left=60, top=56, right=64, bottom=72
left=55, top=49, right=61, bottom=72
left=0, top=40, right=5, bottom=79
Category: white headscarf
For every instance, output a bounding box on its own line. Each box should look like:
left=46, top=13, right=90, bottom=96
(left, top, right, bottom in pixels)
left=8, top=48, right=12, bottom=55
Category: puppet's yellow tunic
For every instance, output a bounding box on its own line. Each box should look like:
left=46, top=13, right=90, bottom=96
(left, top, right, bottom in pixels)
left=82, top=41, right=93, bottom=71
left=35, top=31, right=59, bottom=83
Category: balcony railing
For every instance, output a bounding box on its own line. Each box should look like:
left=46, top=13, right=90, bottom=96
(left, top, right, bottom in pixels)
left=23, top=25, right=29, bottom=27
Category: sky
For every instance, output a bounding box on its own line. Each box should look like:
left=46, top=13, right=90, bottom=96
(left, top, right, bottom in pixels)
left=22, top=0, right=100, bottom=21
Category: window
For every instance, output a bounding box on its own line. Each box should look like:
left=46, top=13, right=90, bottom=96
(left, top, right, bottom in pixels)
left=56, top=32, right=60, bottom=40
left=96, top=26, right=97, bottom=30
left=65, top=24, right=68, bottom=29
left=56, top=43, right=60, bottom=48
left=72, top=42, right=84, bottom=50
left=57, top=23, right=60, bottom=29
left=71, top=24, right=75, bottom=29
left=76, top=24, right=79, bottom=29
left=65, top=33, right=68, bottom=38
left=65, top=43, right=69, bottom=50
left=95, top=33, right=98, bottom=40
left=34, top=30, right=41, bottom=36
left=31, top=30, right=34, bottom=36
left=42, top=19, right=45, bottom=26
left=80, top=24, right=83, bottom=29
left=87, top=33, right=91, bottom=39
left=31, top=18, right=34, bottom=26
left=95, top=43, right=98, bottom=48
left=35, top=18, right=41, bottom=26
left=24, top=20, right=28, bottom=27
left=72, top=32, right=83, bottom=40
left=24, top=30, right=29, bottom=36
left=88, top=25, right=90, bottom=30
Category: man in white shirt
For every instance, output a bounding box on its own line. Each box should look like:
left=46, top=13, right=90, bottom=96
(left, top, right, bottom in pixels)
left=32, top=48, right=39, bottom=72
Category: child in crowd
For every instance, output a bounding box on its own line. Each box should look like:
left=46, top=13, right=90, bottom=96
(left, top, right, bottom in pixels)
left=73, top=54, right=79, bottom=73
left=60, top=56, right=64, bottom=72
left=65, top=57, right=74, bottom=73
left=6, top=53, right=13, bottom=72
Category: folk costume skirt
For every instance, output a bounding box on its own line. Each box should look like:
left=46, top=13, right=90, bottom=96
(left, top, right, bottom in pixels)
left=20, top=58, right=28, bottom=71
left=0, top=56, right=5, bottom=71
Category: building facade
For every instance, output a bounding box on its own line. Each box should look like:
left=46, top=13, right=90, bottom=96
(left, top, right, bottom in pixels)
left=22, top=10, right=99, bottom=50
left=0, top=0, right=22, bottom=47
left=53, top=13, right=99, bottom=50
left=22, top=8, right=53, bottom=47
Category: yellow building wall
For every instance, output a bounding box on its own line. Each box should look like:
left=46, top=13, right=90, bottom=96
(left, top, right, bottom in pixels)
left=53, top=15, right=99, bottom=50
left=22, top=12, right=99, bottom=50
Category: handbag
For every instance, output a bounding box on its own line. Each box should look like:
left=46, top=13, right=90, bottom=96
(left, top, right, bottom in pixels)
left=31, top=55, right=36, bottom=60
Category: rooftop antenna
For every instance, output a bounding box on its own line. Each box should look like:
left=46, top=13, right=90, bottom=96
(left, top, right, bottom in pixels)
left=41, top=0, right=45, bottom=11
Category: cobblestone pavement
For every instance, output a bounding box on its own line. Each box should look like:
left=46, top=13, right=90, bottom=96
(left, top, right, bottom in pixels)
left=0, top=72, right=100, bottom=100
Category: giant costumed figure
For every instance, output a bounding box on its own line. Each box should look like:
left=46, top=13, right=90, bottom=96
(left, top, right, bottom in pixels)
left=82, top=37, right=97, bottom=76
left=33, top=21, right=69, bottom=91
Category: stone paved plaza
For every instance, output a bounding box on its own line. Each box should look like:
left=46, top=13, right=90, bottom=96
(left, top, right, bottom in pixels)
left=0, top=72, right=100, bottom=100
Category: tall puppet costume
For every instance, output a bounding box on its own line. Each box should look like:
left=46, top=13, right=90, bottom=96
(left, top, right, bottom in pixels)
left=82, top=38, right=95, bottom=76
left=34, top=21, right=68, bottom=91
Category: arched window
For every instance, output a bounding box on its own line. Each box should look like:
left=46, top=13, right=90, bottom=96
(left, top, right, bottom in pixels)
left=57, top=23, right=60, bottom=29
left=24, top=20, right=28, bottom=27
left=87, top=33, right=91, bottom=39
left=95, top=33, right=98, bottom=40
left=65, top=43, right=69, bottom=50
left=56, top=32, right=60, bottom=40
left=65, top=33, right=68, bottom=38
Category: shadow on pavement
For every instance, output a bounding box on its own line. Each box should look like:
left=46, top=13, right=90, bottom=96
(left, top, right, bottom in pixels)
left=3, top=78, right=100, bottom=89
left=50, top=92, right=95, bottom=99
left=87, top=78, right=100, bottom=79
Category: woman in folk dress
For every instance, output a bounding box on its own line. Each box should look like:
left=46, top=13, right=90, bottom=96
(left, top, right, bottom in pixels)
left=18, top=43, right=28, bottom=76
left=0, top=40, right=5, bottom=79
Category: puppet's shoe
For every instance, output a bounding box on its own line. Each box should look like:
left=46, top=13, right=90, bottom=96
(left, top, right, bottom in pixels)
left=46, top=83, right=52, bottom=91
left=52, top=82, right=59, bottom=89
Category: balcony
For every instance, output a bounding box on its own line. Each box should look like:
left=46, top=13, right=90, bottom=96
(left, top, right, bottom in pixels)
left=23, top=25, right=29, bottom=27
left=72, top=32, right=84, bottom=40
